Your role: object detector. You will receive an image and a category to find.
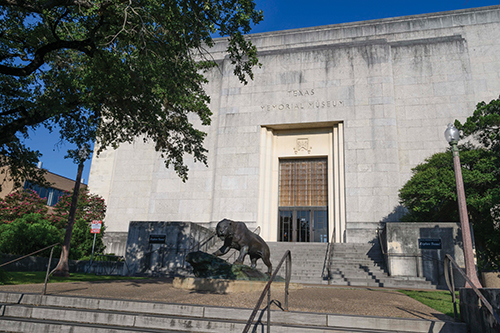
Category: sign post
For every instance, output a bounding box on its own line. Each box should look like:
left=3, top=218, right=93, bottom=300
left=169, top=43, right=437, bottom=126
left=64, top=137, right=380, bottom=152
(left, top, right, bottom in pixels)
left=89, top=220, right=102, bottom=271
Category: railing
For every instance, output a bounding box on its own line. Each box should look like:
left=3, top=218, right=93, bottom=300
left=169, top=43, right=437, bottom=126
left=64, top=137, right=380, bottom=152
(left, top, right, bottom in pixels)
left=242, top=250, right=292, bottom=333
left=444, top=254, right=500, bottom=327
left=189, top=229, right=218, bottom=253
left=376, top=226, right=389, bottom=274
left=322, top=229, right=336, bottom=283
left=180, top=229, right=218, bottom=268
left=0, top=243, right=60, bottom=295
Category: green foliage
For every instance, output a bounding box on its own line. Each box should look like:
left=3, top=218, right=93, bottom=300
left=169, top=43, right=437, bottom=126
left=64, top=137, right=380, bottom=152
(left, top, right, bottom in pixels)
left=0, top=0, right=263, bottom=184
left=68, top=218, right=105, bottom=260
left=0, top=268, right=8, bottom=285
left=0, top=214, right=61, bottom=257
left=399, top=97, right=500, bottom=268
left=49, top=189, right=106, bottom=260
left=0, top=189, right=48, bottom=224
left=400, top=147, right=500, bottom=267
left=456, top=98, right=500, bottom=152
left=0, top=189, right=107, bottom=260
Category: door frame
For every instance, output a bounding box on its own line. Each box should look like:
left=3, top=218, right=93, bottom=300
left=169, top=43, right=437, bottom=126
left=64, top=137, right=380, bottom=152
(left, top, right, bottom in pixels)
left=257, top=122, right=346, bottom=243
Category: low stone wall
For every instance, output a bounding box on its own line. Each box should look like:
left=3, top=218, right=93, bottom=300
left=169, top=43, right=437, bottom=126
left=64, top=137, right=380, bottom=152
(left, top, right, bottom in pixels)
left=385, top=222, right=466, bottom=287
left=0, top=254, right=127, bottom=275
left=125, top=221, right=215, bottom=276
left=460, top=288, right=500, bottom=333
left=1, top=254, right=61, bottom=272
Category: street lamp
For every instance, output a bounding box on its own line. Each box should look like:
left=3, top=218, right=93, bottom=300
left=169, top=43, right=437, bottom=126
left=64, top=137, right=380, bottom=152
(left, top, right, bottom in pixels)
left=444, top=123, right=482, bottom=288
left=53, top=144, right=91, bottom=276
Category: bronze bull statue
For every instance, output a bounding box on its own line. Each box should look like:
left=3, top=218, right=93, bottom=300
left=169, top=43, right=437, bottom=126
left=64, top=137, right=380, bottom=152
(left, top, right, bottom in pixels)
left=213, top=219, right=272, bottom=275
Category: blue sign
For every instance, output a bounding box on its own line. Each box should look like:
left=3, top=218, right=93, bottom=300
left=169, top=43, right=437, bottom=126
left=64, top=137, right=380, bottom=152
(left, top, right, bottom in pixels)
left=419, top=238, right=442, bottom=249
left=149, top=235, right=166, bottom=244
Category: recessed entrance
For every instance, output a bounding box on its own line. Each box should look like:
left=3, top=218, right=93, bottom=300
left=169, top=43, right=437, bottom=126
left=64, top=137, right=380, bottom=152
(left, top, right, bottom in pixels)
left=278, top=158, right=328, bottom=242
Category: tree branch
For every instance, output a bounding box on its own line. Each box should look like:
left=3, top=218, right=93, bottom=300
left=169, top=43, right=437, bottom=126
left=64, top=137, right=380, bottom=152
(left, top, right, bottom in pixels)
left=0, top=0, right=94, bottom=12
left=0, top=38, right=96, bottom=76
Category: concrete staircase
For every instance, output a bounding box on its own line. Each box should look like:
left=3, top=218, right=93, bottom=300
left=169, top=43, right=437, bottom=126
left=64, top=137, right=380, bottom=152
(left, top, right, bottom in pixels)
left=212, top=241, right=434, bottom=289
left=0, top=292, right=466, bottom=332
left=327, top=243, right=434, bottom=289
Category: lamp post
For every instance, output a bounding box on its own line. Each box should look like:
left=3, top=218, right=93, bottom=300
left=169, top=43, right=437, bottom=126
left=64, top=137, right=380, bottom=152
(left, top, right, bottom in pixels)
left=53, top=144, right=91, bottom=277
left=444, top=123, right=482, bottom=288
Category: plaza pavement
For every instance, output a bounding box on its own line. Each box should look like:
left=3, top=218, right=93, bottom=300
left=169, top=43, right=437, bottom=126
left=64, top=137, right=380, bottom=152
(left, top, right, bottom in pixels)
left=0, top=278, right=453, bottom=322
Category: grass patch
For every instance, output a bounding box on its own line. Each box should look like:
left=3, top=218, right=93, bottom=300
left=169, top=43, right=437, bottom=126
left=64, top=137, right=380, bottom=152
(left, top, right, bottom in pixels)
left=0, top=271, right=145, bottom=285
left=399, top=289, right=460, bottom=319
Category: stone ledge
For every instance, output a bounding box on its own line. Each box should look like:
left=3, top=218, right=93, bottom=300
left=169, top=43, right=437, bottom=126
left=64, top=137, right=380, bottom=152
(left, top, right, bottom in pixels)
left=173, top=277, right=303, bottom=293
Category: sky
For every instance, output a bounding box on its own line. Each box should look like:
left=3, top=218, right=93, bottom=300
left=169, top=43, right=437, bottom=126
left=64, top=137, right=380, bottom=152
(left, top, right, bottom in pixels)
left=24, top=0, right=499, bottom=184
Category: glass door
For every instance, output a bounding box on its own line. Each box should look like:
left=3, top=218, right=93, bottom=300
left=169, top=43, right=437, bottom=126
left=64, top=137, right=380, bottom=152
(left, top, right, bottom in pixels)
left=278, top=158, right=328, bottom=242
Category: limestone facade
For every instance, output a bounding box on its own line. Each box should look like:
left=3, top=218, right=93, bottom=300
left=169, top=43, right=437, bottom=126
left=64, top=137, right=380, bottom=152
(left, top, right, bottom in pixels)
left=88, top=6, right=500, bottom=250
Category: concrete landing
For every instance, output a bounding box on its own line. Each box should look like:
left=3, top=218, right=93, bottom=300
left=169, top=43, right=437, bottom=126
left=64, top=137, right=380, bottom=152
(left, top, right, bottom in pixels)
left=172, top=277, right=303, bottom=293
left=0, top=278, right=450, bottom=320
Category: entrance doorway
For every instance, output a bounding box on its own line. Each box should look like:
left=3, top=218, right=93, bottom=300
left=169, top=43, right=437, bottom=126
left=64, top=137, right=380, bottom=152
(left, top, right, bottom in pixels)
left=278, top=158, right=328, bottom=242
left=279, top=209, right=328, bottom=242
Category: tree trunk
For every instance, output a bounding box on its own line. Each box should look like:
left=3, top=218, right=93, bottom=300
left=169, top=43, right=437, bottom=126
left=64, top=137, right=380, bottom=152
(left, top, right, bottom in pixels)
left=52, top=161, right=84, bottom=277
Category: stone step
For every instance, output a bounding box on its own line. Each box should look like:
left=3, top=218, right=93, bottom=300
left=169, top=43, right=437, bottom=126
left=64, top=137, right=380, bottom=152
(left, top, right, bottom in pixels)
left=0, top=292, right=464, bottom=333
left=207, top=242, right=435, bottom=289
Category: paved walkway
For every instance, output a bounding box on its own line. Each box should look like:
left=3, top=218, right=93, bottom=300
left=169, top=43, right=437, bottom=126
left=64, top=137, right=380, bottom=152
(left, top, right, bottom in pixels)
left=0, top=278, right=452, bottom=322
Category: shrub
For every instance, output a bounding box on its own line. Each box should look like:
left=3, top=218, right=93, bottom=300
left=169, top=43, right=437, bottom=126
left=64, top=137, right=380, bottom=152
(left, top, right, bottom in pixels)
left=0, top=214, right=61, bottom=257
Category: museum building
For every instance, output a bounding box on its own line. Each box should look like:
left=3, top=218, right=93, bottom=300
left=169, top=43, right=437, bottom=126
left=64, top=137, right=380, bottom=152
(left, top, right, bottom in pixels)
left=88, top=5, right=500, bottom=256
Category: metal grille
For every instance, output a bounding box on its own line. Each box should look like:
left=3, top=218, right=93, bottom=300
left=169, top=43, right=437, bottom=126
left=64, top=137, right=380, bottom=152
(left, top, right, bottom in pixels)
left=279, top=158, right=327, bottom=207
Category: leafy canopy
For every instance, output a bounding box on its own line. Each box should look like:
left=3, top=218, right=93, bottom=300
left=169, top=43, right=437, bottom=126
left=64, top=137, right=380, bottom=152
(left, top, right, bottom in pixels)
left=0, top=0, right=263, bottom=187
left=0, top=188, right=107, bottom=260
left=48, top=188, right=106, bottom=229
left=399, top=97, right=500, bottom=268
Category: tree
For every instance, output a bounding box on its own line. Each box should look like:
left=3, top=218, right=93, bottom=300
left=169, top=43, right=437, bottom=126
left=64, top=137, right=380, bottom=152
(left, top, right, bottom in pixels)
left=399, top=97, right=500, bottom=269
left=457, top=98, right=500, bottom=152
left=49, top=189, right=106, bottom=230
left=49, top=188, right=106, bottom=265
left=0, top=189, right=48, bottom=223
left=0, top=0, right=263, bottom=188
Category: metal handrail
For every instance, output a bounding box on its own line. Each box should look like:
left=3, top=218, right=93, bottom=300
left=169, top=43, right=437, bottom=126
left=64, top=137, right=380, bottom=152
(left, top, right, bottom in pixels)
left=376, top=227, right=387, bottom=255
left=189, top=230, right=217, bottom=253
left=242, top=250, right=292, bottom=333
left=323, top=229, right=336, bottom=283
left=0, top=243, right=60, bottom=295
left=376, top=227, right=390, bottom=277
left=444, top=254, right=500, bottom=327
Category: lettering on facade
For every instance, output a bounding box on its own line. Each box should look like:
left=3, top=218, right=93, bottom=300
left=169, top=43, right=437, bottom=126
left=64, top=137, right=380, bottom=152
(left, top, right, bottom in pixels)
left=260, top=100, right=344, bottom=111
left=294, top=138, right=312, bottom=154
left=287, top=89, right=315, bottom=97
left=260, top=88, right=344, bottom=111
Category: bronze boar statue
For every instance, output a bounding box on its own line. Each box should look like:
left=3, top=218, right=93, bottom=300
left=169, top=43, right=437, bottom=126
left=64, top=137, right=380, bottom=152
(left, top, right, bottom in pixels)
left=213, top=219, right=272, bottom=275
